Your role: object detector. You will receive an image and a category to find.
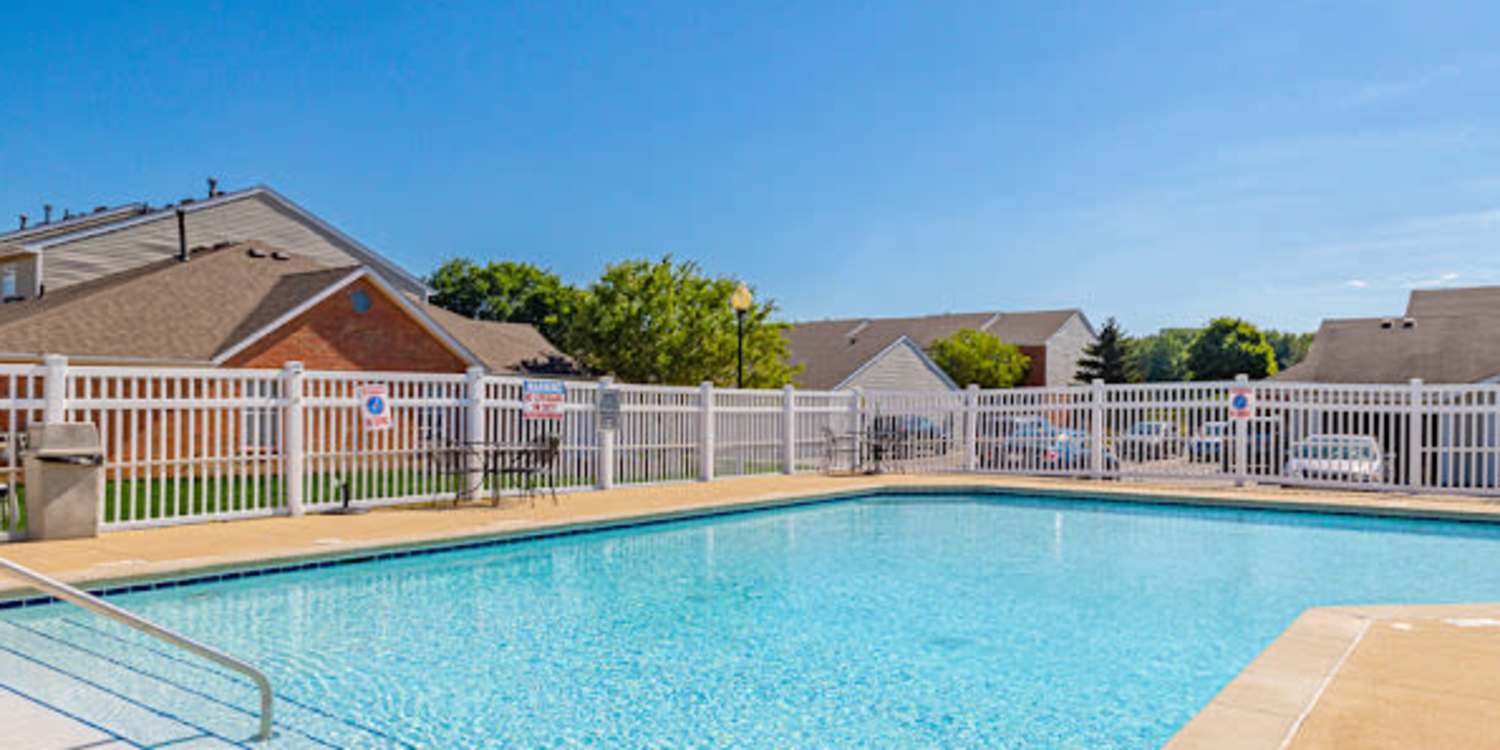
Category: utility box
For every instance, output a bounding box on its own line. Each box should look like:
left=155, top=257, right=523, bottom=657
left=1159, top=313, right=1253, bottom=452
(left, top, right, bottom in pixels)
left=22, top=423, right=104, bottom=540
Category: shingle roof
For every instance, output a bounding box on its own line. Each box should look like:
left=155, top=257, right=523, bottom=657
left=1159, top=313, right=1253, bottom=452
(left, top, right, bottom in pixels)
left=417, top=302, right=578, bottom=375
left=785, top=309, right=1084, bottom=389
left=0, top=242, right=356, bottom=362
left=1405, top=285, right=1500, bottom=317
left=1274, top=315, right=1500, bottom=384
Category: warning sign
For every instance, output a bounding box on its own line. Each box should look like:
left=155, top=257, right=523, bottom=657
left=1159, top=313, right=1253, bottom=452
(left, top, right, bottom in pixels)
left=357, top=383, right=392, bottom=431
left=1228, top=386, right=1254, bottom=421
left=523, top=380, right=566, bottom=421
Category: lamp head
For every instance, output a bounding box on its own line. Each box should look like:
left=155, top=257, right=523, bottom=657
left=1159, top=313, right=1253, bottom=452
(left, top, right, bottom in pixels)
left=731, top=283, right=753, bottom=313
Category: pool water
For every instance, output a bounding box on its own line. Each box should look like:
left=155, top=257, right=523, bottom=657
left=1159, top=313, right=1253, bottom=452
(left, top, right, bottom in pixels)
left=6, top=492, right=1500, bottom=748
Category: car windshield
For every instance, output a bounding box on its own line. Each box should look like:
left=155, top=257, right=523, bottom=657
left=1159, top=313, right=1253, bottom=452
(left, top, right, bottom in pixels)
left=1201, top=424, right=1225, bottom=436
left=1296, top=440, right=1376, bottom=460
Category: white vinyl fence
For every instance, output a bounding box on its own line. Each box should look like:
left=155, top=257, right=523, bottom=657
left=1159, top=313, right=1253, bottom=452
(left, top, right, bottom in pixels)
left=3, top=357, right=1500, bottom=541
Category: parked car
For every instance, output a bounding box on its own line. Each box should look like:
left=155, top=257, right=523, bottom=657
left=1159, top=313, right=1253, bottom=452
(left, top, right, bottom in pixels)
left=1283, top=435, right=1385, bottom=483
left=1118, top=420, right=1181, bottom=461
left=869, top=414, right=953, bottom=459
left=985, top=424, right=1118, bottom=473
left=1188, top=421, right=1228, bottom=463
left=1219, top=417, right=1285, bottom=474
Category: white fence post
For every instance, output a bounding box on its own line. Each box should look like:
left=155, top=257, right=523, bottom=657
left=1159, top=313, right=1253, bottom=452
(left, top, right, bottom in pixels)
left=699, top=381, right=715, bottom=482
left=848, top=387, right=864, bottom=467
left=964, top=384, right=980, bottom=472
left=42, top=353, right=68, bottom=423
left=1091, top=379, right=1105, bottom=479
left=1408, top=378, right=1423, bottom=489
left=1234, top=374, right=1250, bottom=487
left=597, top=376, right=615, bottom=490
left=282, top=361, right=306, bottom=516
left=465, top=367, right=486, bottom=499
left=782, top=384, right=797, bottom=474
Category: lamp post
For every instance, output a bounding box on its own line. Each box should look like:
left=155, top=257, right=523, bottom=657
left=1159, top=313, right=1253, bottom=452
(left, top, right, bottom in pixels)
left=731, top=283, right=753, bottom=388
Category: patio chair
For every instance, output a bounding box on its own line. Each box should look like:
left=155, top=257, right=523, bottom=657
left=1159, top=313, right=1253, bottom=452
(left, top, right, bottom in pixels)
left=822, top=426, right=861, bottom=475
left=496, top=435, right=561, bottom=505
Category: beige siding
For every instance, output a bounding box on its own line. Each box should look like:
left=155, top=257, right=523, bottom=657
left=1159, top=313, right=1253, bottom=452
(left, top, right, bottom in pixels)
left=841, top=341, right=954, bottom=391
left=1044, top=313, right=1096, bottom=386
left=38, top=194, right=425, bottom=296
left=0, top=255, right=39, bottom=300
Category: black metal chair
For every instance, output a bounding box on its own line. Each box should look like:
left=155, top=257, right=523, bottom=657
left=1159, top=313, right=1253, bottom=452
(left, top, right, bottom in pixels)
left=496, top=435, right=561, bottom=505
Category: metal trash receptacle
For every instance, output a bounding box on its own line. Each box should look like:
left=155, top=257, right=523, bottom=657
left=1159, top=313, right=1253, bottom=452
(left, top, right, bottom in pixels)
left=22, top=423, right=104, bottom=540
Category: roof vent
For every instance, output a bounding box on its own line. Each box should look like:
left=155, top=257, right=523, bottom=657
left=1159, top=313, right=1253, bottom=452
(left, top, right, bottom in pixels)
left=212, top=240, right=233, bottom=250
left=246, top=247, right=268, bottom=258
left=16, top=214, right=25, bottom=230
left=93, top=205, right=107, bottom=213
left=1380, top=318, right=1394, bottom=329
left=1402, top=317, right=1417, bottom=329
left=270, top=251, right=290, bottom=261
left=207, top=177, right=219, bottom=198
left=42, top=204, right=52, bottom=224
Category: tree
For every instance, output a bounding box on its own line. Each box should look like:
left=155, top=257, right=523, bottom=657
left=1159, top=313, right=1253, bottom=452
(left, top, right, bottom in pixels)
left=1186, top=317, right=1278, bottom=380
left=1265, top=330, right=1314, bottom=371
left=927, top=329, right=1031, bottom=389
left=1075, top=317, right=1139, bottom=383
left=426, top=259, right=581, bottom=344
left=1130, top=328, right=1195, bottom=382
left=565, top=256, right=798, bottom=387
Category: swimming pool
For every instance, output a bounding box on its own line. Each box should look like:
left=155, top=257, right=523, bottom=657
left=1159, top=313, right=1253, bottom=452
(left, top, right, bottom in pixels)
left=5, top=490, right=1500, bottom=748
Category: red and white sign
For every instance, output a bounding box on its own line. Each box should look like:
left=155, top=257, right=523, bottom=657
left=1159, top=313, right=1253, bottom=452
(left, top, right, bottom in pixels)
left=357, top=383, right=392, bottom=431
left=1228, top=386, right=1254, bottom=421
left=523, top=380, right=566, bottom=421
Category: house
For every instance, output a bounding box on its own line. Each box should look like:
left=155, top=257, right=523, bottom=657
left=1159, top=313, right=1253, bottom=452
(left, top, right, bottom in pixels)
left=1278, top=285, right=1500, bottom=384
left=0, top=241, right=569, bottom=374
left=0, top=185, right=428, bottom=303
left=785, top=309, right=1095, bottom=391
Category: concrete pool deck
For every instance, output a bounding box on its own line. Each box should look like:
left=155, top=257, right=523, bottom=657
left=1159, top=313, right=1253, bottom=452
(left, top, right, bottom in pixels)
left=2, top=473, right=1500, bottom=748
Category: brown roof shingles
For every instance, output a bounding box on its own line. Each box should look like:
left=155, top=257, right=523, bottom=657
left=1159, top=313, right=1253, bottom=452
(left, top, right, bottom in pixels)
left=785, top=309, right=1083, bottom=389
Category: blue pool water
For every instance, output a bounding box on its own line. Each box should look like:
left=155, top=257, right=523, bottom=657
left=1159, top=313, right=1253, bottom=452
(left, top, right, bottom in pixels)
left=5, top=491, right=1500, bottom=748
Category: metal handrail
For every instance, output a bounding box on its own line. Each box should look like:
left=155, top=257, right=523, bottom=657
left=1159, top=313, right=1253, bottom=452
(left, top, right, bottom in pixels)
left=0, top=557, right=273, bottom=742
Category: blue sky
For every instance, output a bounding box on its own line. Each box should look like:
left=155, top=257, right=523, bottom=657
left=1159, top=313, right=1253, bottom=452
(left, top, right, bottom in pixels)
left=3, top=2, right=1499, bottom=333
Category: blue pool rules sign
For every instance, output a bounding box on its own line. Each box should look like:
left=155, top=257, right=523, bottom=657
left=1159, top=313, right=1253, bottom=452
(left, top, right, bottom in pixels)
left=357, top=383, right=392, bottom=431
left=1228, top=386, right=1254, bottom=421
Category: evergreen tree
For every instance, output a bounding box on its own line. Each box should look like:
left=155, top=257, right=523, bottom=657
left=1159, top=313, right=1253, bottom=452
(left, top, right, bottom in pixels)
left=1075, top=317, right=1140, bottom=383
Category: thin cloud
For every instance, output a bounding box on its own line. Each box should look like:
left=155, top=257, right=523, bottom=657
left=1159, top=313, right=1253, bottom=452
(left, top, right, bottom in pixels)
left=1345, top=279, right=1368, bottom=289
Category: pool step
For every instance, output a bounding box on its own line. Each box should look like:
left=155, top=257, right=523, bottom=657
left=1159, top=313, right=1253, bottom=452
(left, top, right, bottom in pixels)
left=0, top=617, right=403, bottom=748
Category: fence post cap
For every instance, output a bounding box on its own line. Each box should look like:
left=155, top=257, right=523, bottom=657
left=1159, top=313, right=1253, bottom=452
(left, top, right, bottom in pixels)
left=966, top=383, right=980, bottom=392
left=1409, top=377, right=1424, bottom=386
left=1235, top=373, right=1250, bottom=384
left=1091, top=378, right=1104, bottom=386
left=42, top=353, right=67, bottom=367
left=282, top=360, right=304, bottom=373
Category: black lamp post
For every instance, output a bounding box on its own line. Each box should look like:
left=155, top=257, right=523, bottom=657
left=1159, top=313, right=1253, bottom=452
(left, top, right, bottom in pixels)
left=731, top=283, right=753, bottom=388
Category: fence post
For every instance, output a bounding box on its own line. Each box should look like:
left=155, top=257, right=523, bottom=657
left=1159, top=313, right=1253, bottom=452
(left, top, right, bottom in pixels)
left=465, top=367, right=486, bottom=500
left=42, top=353, right=68, bottom=423
left=699, top=382, right=715, bottom=482
left=597, top=377, right=615, bottom=490
left=282, top=362, right=306, bottom=516
left=1408, top=378, right=1423, bottom=489
left=1234, top=374, right=1250, bottom=487
left=782, top=384, right=797, bottom=474
left=964, top=384, right=980, bottom=472
left=1091, top=379, right=1105, bottom=479
left=848, top=387, right=864, bottom=467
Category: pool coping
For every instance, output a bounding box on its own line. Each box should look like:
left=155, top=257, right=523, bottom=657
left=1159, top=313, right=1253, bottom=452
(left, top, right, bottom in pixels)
left=4, top=474, right=1500, bottom=747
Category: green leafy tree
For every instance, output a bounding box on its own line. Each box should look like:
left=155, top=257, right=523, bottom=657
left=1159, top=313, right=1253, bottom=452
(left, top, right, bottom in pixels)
left=426, top=259, right=581, bottom=344
left=1186, top=317, right=1279, bottom=380
left=1075, top=317, right=1139, bottom=383
left=566, top=256, right=798, bottom=387
left=927, top=329, right=1031, bottom=389
left=1130, top=327, right=1196, bottom=382
left=1265, top=330, right=1315, bottom=371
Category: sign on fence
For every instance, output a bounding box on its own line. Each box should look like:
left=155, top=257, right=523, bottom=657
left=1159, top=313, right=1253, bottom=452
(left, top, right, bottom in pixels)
left=357, top=383, right=392, bottom=431
left=598, top=387, right=621, bottom=431
left=1228, top=386, right=1254, bottom=420
left=523, top=380, right=566, bottom=421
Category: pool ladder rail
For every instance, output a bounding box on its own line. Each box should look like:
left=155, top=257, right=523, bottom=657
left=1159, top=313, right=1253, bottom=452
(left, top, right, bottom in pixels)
left=0, top=556, right=274, bottom=743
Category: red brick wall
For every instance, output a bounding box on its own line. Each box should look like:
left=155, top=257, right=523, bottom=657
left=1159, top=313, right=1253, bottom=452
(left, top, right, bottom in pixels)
left=1019, top=345, right=1047, bottom=387
left=227, top=279, right=468, bottom=373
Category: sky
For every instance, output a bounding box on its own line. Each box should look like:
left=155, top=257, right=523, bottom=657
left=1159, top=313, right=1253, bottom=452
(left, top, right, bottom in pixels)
left=3, top=1, right=1499, bottom=334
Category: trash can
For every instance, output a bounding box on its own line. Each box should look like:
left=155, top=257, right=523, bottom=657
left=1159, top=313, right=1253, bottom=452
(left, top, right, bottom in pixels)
left=22, top=423, right=104, bottom=540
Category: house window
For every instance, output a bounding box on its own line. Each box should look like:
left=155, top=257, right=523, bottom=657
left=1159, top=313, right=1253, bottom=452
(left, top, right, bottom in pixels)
left=351, top=289, right=371, bottom=313
left=242, top=380, right=280, bottom=452
left=1, top=268, right=15, bottom=299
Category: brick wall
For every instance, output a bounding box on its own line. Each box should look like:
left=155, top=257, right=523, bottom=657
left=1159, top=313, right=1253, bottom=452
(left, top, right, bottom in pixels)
left=227, top=278, right=469, bottom=373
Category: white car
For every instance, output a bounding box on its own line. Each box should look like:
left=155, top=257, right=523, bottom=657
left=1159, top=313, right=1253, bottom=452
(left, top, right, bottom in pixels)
left=1284, top=435, right=1384, bottom=483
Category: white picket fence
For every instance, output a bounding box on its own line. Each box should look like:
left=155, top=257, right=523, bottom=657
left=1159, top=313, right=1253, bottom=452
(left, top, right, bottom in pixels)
left=2, top=357, right=1499, bottom=541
